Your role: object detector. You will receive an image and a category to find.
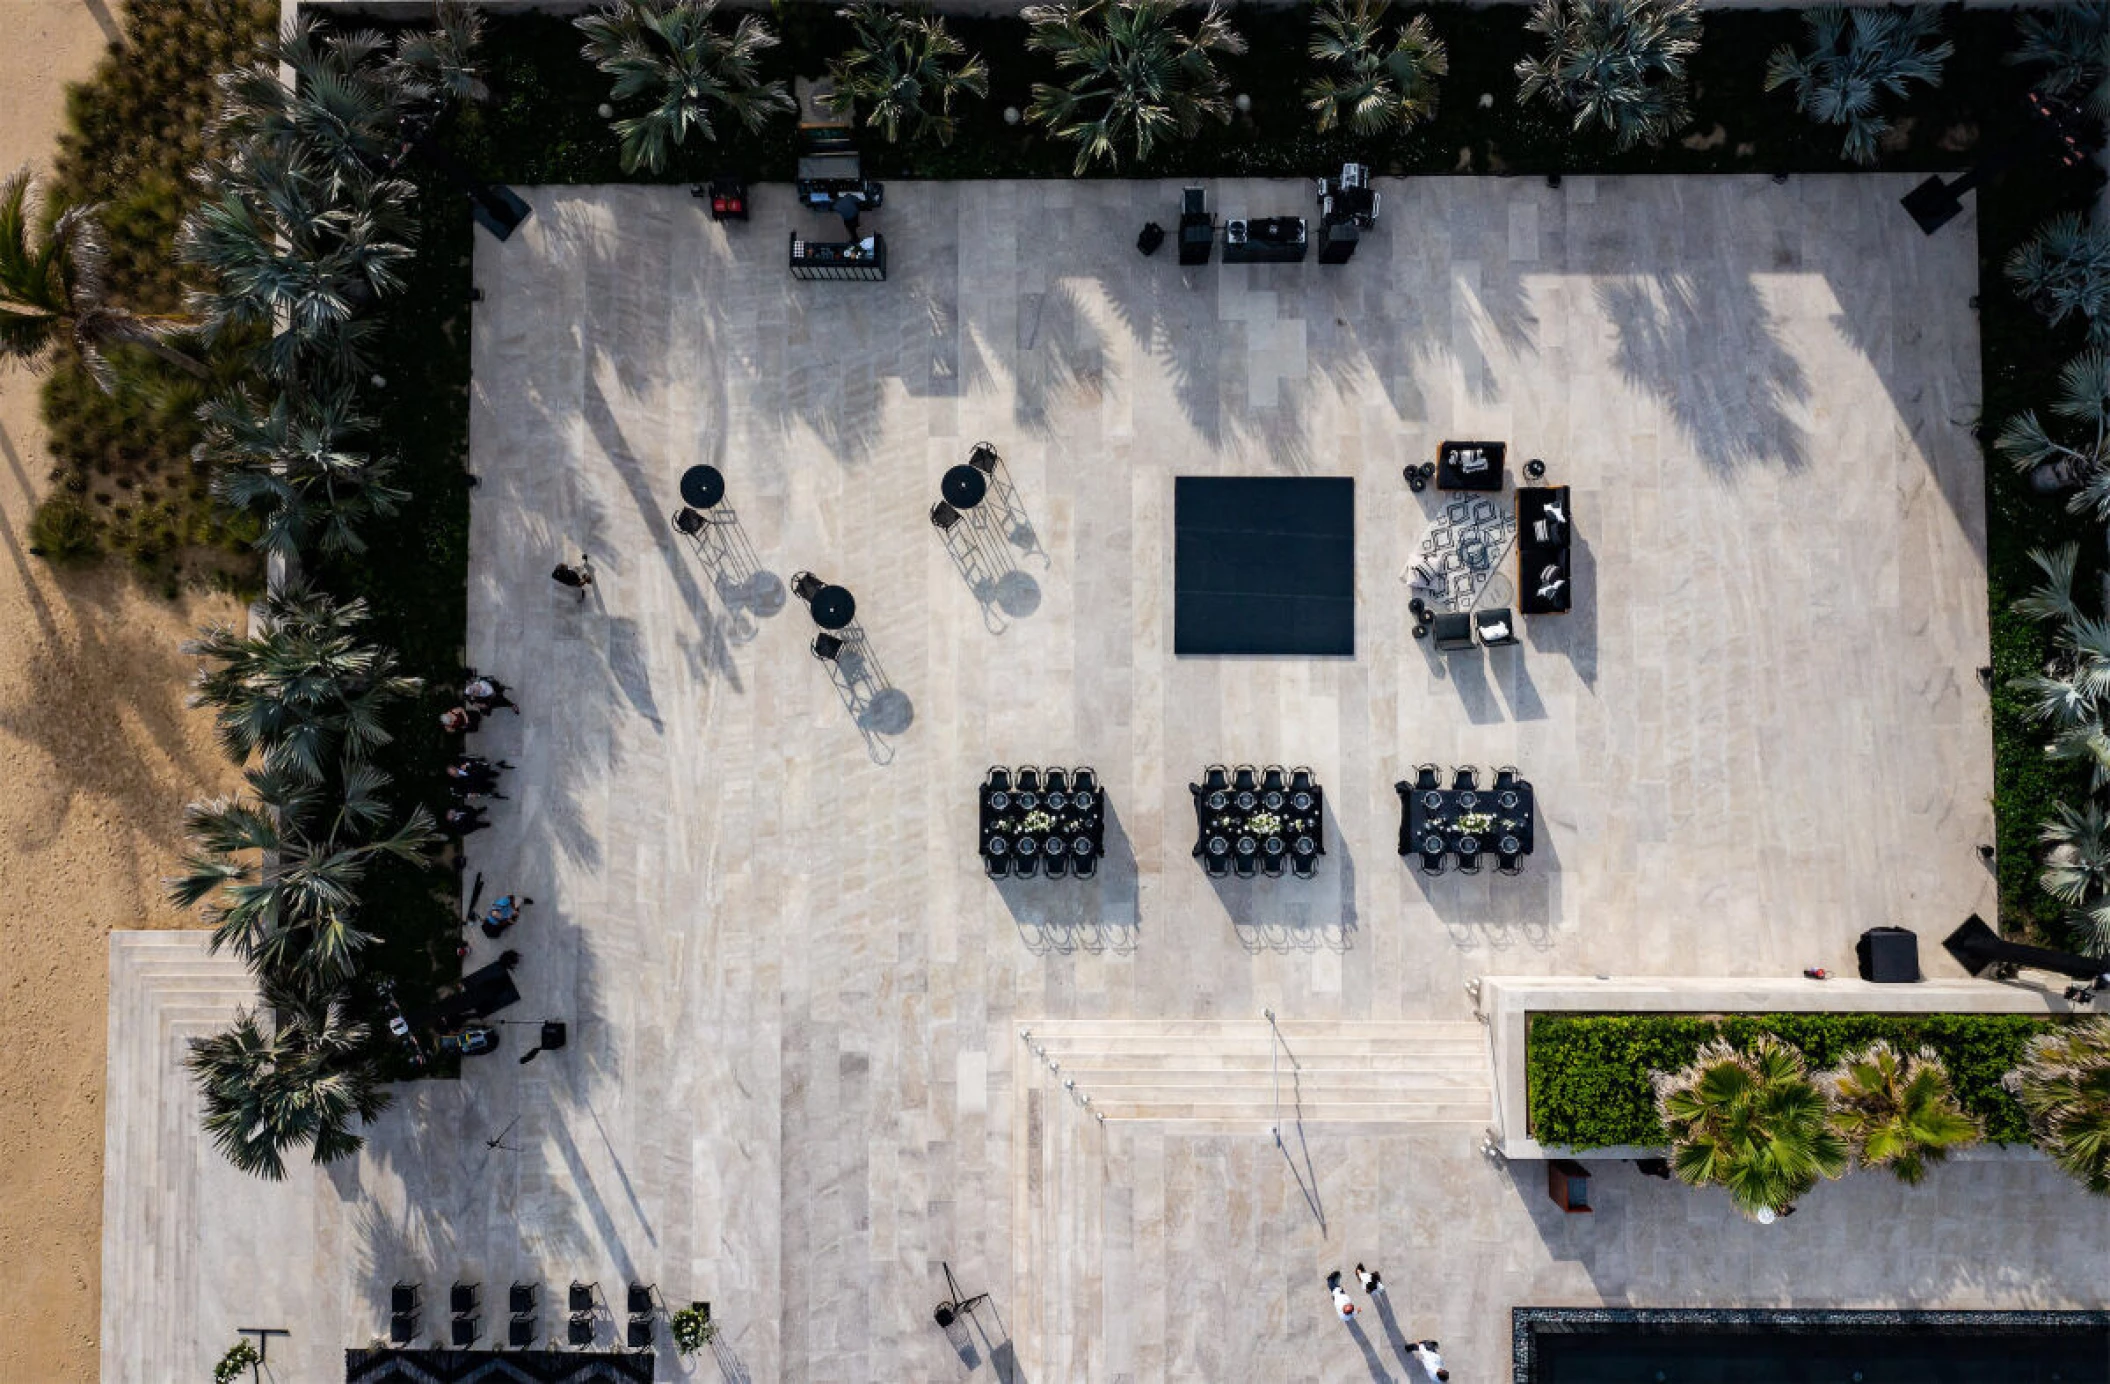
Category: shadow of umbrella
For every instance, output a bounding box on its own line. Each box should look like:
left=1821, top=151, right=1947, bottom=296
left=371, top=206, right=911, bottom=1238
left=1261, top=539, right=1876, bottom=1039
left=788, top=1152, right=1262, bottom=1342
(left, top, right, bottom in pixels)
left=993, top=570, right=1041, bottom=618
left=859, top=687, right=914, bottom=736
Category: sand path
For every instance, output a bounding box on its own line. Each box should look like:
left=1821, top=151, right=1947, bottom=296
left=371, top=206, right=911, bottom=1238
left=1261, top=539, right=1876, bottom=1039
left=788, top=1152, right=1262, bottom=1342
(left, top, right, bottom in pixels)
left=0, top=3, right=248, bottom=1380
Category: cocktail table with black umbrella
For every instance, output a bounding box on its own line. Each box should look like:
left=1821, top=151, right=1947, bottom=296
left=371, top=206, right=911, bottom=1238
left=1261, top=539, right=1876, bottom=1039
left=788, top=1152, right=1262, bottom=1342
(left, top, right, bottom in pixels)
left=942, top=464, right=988, bottom=510
left=809, top=584, right=856, bottom=630
left=679, top=464, right=725, bottom=510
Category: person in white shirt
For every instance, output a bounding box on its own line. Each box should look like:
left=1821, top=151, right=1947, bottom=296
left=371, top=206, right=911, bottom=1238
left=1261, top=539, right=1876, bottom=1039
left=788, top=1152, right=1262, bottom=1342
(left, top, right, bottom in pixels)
left=1356, top=1263, right=1386, bottom=1296
left=1410, top=1338, right=1449, bottom=1381
left=1325, top=1270, right=1356, bottom=1321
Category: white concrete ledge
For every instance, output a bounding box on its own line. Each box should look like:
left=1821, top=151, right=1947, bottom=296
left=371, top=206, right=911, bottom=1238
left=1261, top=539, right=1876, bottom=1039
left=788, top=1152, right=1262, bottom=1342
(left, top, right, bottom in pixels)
left=1478, top=974, right=2075, bottom=1161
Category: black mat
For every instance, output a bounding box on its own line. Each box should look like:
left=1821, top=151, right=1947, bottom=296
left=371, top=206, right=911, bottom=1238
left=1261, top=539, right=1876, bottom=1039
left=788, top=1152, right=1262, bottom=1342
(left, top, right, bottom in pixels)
left=1174, top=477, right=1355, bottom=656
left=347, top=1348, right=652, bottom=1382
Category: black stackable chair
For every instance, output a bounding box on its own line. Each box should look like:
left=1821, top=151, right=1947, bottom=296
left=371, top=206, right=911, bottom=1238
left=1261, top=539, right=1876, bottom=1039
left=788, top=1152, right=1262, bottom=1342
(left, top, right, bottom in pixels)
left=1452, top=765, right=1479, bottom=792
left=969, top=441, right=1001, bottom=475
left=812, top=633, right=843, bottom=661
left=1290, top=766, right=1316, bottom=795
left=986, top=767, right=1011, bottom=794
left=1012, top=851, right=1038, bottom=879
left=1497, top=849, right=1523, bottom=876
left=1290, top=851, right=1316, bottom=879
left=1045, top=767, right=1070, bottom=796
left=1044, top=847, right=1069, bottom=879
left=509, top=1315, right=536, bottom=1348
left=1074, top=851, right=1097, bottom=879
left=510, top=1283, right=538, bottom=1316
left=1261, top=765, right=1287, bottom=796
left=1204, top=851, right=1230, bottom=878
left=1456, top=845, right=1483, bottom=876
left=984, top=852, right=1010, bottom=878
left=628, top=1284, right=656, bottom=1315
left=1203, top=764, right=1230, bottom=792
left=930, top=500, right=962, bottom=532
left=1233, top=851, right=1258, bottom=878
left=791, top=571, right=824, bottom=603
left=1419, top=845, right=1446, bottom=876
left=452, top=1314, right=480, bottom=1347
left=1414, top=763, right=1440, bottom=792
left=1494, top=765, right=1519, bottom=792
left=1232, top=765, right=1259, bottom=793
left=672, top=506, right=706, bottom=537
left=1017, top=767, right=1042, bottom=794
left=1262, top=851, right=1286, bottom=878
left=628, top=1316, right=656, bottom=1349
left=1072, top=767, right=1097, bottom=794
left=569, top=1282, right=597, bottom=1314
left=568, top=1314, right=595, bottom=1346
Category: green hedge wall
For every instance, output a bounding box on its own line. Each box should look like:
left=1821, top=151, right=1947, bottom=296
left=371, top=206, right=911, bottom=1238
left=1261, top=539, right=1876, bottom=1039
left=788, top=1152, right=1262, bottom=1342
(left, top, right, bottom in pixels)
left=1527, top=1012, right=2053, bottom=1150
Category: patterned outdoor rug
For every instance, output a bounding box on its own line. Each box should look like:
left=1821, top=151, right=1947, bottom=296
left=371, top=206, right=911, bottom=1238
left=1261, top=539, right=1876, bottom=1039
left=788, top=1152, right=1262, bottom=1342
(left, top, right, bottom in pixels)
left=1405, top=494, right=1518, bottom=613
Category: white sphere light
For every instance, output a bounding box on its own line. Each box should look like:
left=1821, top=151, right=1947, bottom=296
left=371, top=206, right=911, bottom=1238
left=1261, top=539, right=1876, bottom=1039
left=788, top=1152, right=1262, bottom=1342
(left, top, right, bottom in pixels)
left=1003, top=106, right=1021, bottom=126
left=1234, top=93, right=1252, bottom=113
left=598, top=103, right=614, bottom=120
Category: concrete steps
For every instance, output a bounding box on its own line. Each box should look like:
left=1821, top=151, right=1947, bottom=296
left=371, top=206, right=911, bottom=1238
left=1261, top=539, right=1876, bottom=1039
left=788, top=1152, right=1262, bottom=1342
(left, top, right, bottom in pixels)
left=102, top=931, right=256, bottom=1384
left=1016, top=1019, right=1494, bottom=1127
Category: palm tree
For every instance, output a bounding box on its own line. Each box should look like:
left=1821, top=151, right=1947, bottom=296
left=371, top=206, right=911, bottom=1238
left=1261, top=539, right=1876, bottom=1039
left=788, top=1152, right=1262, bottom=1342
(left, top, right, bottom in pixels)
left=1824, top=1040, right=1980, bottom=1184
left=827, top=1, right=989, bottom=147
left=2005, top=1018, right=2110, bottom=1194
left=1515, top=0, right=1700, bottom=152
left=1653, top=1036, right=1849, bottom=1218
left=1023, top=0, right=1247, bottom=176
left=2010, top=542, right=2110, bottom=799
left=575, top=0, right=796, bottom=176
left=1997, top=351, right=2110, bottom=517
left=0, top=166, right=207, bottom=389
left=1764, top=5, right=1952, bottom=167
left=2041, top=801, right=2110, bottom=955
left=386, top=0, right=490, bottom=111
left=178, top=151, right=411, bottom=383
left=214, top=18, right=401, bottom=200
left=195, top=383, right=408, bottom=558
left=184, top=577, right=421, bottom=779
left=2010, top=3, right=2109, bottom=122
left=170, top=763, right=437, bottom=984
left=1304, top=0, right=1448, bottom=137
left=2007, top=212, right=2110, bottom=347
left=186, top=974, right=391, bottom=1179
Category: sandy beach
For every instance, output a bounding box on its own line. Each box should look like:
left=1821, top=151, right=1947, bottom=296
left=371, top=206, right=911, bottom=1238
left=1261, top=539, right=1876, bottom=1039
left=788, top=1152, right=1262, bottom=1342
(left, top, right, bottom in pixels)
left=0, top=2, right=247, bottom=1379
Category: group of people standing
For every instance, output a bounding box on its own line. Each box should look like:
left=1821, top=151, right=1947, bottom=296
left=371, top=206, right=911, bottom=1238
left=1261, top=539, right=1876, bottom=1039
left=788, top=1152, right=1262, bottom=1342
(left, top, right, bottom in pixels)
left=1326, top=1266, right=1448, bottom=1380
left=439, top=673, right=521, bottom=838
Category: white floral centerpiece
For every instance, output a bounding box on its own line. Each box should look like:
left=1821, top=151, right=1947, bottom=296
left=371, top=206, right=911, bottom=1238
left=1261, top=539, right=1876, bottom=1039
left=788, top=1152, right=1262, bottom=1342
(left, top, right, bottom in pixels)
left=1022, top=809, right=1055, bottom=834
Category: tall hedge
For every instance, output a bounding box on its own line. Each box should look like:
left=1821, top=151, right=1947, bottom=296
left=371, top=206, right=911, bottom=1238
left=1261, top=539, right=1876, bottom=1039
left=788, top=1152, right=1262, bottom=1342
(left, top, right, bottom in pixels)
left=1528, top=1012, right=2053, bottom=1150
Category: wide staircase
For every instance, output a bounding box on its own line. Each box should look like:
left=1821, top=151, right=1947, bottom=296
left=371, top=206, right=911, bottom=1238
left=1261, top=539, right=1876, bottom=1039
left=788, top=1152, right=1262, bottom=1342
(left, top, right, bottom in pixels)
left=101, top=930, right=256, bottom=1384
left=1016, top=1018, right=1493, bottom=1131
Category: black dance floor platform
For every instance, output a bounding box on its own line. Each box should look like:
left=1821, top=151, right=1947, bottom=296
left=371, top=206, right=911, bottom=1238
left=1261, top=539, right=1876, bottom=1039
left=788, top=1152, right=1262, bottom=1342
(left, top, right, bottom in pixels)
left=1174, top=477, right=1355, bottom=656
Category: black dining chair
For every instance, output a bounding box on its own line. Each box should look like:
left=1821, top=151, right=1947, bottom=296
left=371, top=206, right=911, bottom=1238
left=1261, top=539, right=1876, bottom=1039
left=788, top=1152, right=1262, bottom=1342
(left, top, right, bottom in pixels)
left=1232, top=765, right=1259, bottom=793
left=984, top=852, right=1010, bottom=878
left=1204, top=851, right=1230, bottom=878
left=790, top=571, right=823, bottom=603
left=1072, top=767, right=1097, bottom=795
left=393, top=1283, right=421, bottom=1316
left=1290, top=766, right=1316, bottom=794
left=1414, top=763, right=1441, bottom=792
left=1203, top=764, right=1230, bottom=792
left=390, top=1310, right=420, bottom=1346
left=453, top=1314, right=481, bottom=1347
left=1233, top=852, right=1258, bottom=878
left=1017, top=767, right=1042, bottom=794
left=930, top=500, right=962, bottom=532
left=672, top=506, right=706, bottom=537
left=569, top=1283, right=597, bottom=1315
left=1419, top=847, right=1446, bottom=876
left=1045, top=767, right=1070, bottom=796
left=1261, top=765, right=1287, bottom=795
left=1456, top=845, right=1483, bottom=875
left=1044, top=850, right=1069, bottom=879
left=1497, top=851, right=1522, bottom=876
left=812, top=633, right=844, bottom=661
left=452, top=1283, right=480, bottom=1316
left=568, top=1314, right=595, bottom=1346
left=1073, top=851, right=1097, bottom=879
left=1261, top=852, right=1286, bottom=878
left=1012, top=852, right=1039, bottom=879
left=628, top=1316, right=656, bottom=1349
left=969, top=441, right=1001, bottom=475
left=1290, top=851, right=1316, bottom=879
left=508, top=1315, right=536, bottom=1348
left=986, top=766, right=1012, bottom=793
left=510, top=1283, right=538, bottom=1317
left=1452, top=765, right=1479, bottom=792
left=627, top=1285, right=656, bottom=1317
left=1494, top=765, right=1519, bottom=792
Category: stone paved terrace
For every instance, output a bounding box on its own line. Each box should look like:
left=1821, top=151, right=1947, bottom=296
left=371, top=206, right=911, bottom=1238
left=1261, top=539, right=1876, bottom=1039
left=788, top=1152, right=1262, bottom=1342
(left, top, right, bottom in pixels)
left=106, top=176, right=2110, bottom=1384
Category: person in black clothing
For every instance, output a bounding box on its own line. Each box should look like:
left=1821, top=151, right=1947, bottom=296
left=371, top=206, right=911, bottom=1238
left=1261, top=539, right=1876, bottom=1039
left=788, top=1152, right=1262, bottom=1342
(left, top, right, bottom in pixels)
left=443, top=804, right=491, bottom=837
left=463, top=674, right=519, bottom=715
left=446, top=755, right=509, bottom=794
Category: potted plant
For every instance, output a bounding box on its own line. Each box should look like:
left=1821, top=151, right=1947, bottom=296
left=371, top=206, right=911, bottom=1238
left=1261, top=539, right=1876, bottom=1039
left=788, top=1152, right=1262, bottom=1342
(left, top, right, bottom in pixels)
left=671, top=1302, right=716, bottom=1356
left=213, top=1340, right=261, bottom=1384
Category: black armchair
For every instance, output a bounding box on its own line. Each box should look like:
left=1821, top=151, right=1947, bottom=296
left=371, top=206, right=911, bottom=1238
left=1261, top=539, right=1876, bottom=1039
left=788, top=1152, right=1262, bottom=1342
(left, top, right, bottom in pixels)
left=1497, top=850, right=1522, bottom=876
left=1431, top=611, right=1476, bottom=651
left=1012, top=852, right=1039, bottom=879
left=812, top=633, right=844, bottom=661
left=392, top=1284, right=421, bottom=1316
left=969, top=441, right=1001, bottom=475
left=452, top=1284, right=480, bottom=1316
left=627, top=1285, right=656, bottom=1317
left=452, top=1315, right=480, bottom=1347
left=510, top=1284, right=538, bottom=1316
left=569, top=1283, right=597, bottom=1315
left=930, top=500, right=962, bottom=532
left=1456, top=846, right=1483, bottom=875
left=390, top=1312, right=419, bottom=1346
left=791, top=571, right=824, bottom=603
left=1475, top=607, right=1519, bottom=647
left=628, top=1316, right=656, bottom=1349
left=509, top=1316, right=536, bottom=1348
left=568, top=1315, right=595, bottom=1346
left=673, top=506, right=706, bottom=537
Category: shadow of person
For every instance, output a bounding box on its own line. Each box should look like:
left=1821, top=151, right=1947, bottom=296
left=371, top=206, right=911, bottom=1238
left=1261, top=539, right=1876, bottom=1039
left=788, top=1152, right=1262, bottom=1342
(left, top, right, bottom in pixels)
left=1345, top=1315, right=1399, bottom=1382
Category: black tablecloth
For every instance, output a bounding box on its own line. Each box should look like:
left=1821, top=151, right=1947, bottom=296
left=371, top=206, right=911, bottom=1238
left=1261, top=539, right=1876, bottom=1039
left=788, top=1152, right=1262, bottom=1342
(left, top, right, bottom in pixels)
left=1194, top=782, right=1323, bottom=861
left=1437, top=441, right=1506, bottom=492
left=1402, top=781, right=1535, bottom=860
left=982, top=779, right=1106, bottom=862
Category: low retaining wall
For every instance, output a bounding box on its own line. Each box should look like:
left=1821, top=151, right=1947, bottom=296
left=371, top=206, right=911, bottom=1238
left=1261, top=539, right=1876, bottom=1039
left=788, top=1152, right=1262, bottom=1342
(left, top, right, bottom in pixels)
left=1476, top=974, right=2077, bottom=1160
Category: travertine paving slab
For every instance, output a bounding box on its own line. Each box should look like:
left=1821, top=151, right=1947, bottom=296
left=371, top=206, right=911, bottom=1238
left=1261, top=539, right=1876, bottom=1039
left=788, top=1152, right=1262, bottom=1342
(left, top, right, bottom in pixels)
left=107, top=177, right=2092, bottom=1384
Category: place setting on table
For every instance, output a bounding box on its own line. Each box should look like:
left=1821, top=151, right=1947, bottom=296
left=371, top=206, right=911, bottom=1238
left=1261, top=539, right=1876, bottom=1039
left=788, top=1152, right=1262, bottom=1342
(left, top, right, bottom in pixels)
left=1191, top=764, right=1324, bottom=879
left=980, top=766, right=1105, bottom=879
left=1398, top=764, right=1535, bottom=876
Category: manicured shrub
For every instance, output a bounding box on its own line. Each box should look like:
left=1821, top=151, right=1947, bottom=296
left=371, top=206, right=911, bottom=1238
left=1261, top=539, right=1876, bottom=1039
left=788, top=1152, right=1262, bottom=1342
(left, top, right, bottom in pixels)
left=1529, top=1013, right=2049, bottom=1149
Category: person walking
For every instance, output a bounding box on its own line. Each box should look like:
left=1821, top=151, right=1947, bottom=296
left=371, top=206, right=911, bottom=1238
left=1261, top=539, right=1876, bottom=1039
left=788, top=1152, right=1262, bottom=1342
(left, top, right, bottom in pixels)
left=463, top=674, right=519, bottom=715
left=1356, top=1264, right=1386, bottom=1298
left=480, top=893, right=533, bottom=938
left=1326, top=1271, right=1356, bottom=1321
left=1409, top=1339, right=1449, bottom=1381
left=552, top=553, right=594, bottom=601
left=440, top=705, right=481, bottom=735
left=446, top=758, right=507, bottom=796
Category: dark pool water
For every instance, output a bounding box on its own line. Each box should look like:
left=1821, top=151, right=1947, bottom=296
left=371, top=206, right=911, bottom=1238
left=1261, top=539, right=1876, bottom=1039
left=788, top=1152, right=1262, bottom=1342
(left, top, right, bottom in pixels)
left=1537, top=1328, right=2110, bottom=1384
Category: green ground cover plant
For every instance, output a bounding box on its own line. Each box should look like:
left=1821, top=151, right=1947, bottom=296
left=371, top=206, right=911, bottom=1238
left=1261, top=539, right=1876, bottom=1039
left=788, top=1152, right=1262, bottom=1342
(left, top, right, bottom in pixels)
left=1528, top=1011, right=2053, bottom=1150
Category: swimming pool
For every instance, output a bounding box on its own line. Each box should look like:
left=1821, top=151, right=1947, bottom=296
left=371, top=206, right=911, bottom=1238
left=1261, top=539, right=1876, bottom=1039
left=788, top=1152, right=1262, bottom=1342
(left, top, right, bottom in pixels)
left=1514, top=1307, right=2110, bottom=1384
